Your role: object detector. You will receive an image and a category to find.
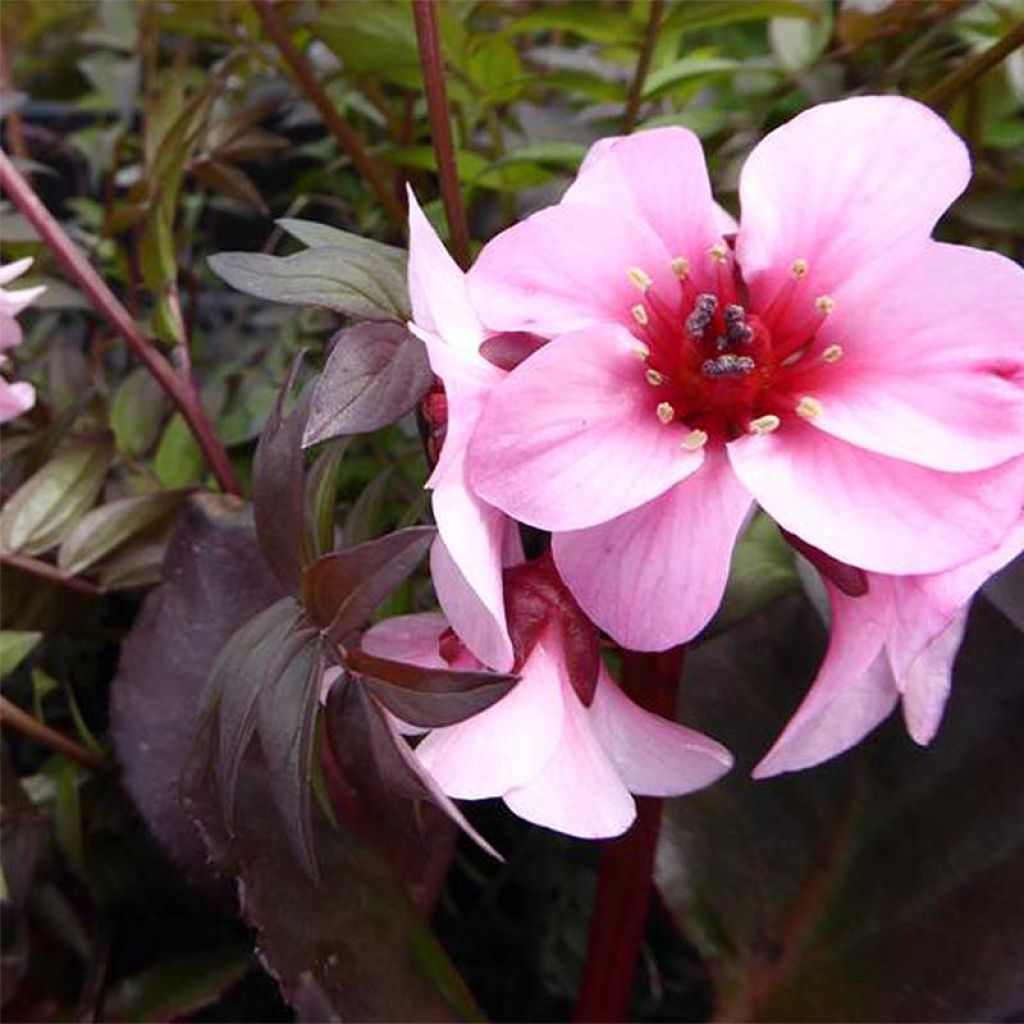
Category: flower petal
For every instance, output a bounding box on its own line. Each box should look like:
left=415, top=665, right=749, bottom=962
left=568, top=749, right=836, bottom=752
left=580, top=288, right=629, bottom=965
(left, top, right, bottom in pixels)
left=753, top=583, right=899, bottom=778
left=587, top=668, right=732, bottom=795
left=805, top=243, right=1024, bottom=471
left=415, top=634, right=566, bottom=799
left=737, top=97, right=971, bottom=304
left=504, top=668, right=635, bottom=839
left=468, top=202, right=675, bottom=336
left=360, top=611, right=451, bottom=669
left=562, top=127, right=723, bottom=291
left=728, top=421, right=1024, bottom=575
left=553, top=450, right=751, bottom=649
left=469, top=326, right=704, bottom=531
left=0, top=379, right=36, bottom=424
left=899, top=610, right=967, bottom=746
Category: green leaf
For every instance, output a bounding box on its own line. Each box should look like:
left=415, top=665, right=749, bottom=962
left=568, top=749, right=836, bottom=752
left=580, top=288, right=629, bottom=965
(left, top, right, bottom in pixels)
left=304, top=440, right=347, bottom=561
left=467, top=35, right=524, bottom=105
left=642, top=57, right=746, bottom=100
left=0, top=436, right=114, bottom=555
left=344, top=467, right=393, bottom=548
left=664, top=0, right=815, bottom=33
left=509, top=7, right=640, bottom=45
left=0, top=632, right=42, bottom=679
left=770, top=5, right=833, bottom=71
left=154, top=414, right=204, bottom=488
left=110, top=367, right=168, bottom=457
left=57, top=491, right=187, bottom=576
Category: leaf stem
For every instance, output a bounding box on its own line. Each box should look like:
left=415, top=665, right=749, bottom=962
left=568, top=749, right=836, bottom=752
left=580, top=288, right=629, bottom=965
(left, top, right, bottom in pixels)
left=412, top=0, right=471, bottom=269
left=0, top=695, right=104, bottom=770
left=920, top=18, right=1024, bottom=108
left=574, top=646, right=685, bottom=1023
left=0, top=149, right=241, bottom=496
left=251, top=0, right=406, bottom=230
left=0, top=551, right=104, bottom=596
left=623, top=0, right=666, bottom=133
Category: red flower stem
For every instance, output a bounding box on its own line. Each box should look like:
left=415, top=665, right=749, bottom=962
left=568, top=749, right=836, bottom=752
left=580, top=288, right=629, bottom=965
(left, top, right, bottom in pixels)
left=251, top=0, right=406, bottom=231
left=0, top=551, right=103, bottom=597
left=574, top=646, right=685, bottom=1023
left=920, top=17, right=1024, bottom=108
left=623, top=0, right=665, bottom=133
left=0, top=149, right=241, bottom=496
left=0, top=695, right=104, bottom=771
left=412, top=0, right=471, bottom=270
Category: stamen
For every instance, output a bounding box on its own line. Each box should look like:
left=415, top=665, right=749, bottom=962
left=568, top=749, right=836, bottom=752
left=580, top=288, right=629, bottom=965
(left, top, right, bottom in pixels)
left=814, top=295, right=835, bottom=315
left=656, top=402, right=675, bottom=424
left=627, top=267, right=653, bottom=292
left=632, top=342, right=651, bottom=361
left=645, top=368, right=666, bottom=386
left=821, top=343, right=844, bottom=363
left=631, top=303, right=649, bottom=326
left=681, top=428, right=709, bottom=451
left=702, top=354, right=755, bottom=377
left=670, top=256, right=689, bottom=279
left=708, top=242, right=729, bottom=264
left=749, top=414, right=781, bottom=436
left=796, top=395, right=823, bottom=420
left=791, top=258, right=808, bottom=279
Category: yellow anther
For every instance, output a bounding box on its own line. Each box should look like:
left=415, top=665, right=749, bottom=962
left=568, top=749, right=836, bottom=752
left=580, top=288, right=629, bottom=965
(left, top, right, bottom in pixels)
left=681, top=429, right=709, bottom=451
left=656, top=402, right=675, bottom=425
left=645, top=368, right=665, bottom=386
left=791, top=258, right=808, bottom=279
left=749, top=414, right=781, bottom=436
left=821, top=343, right=844, bottom=364
left=632, top=342, right=651, bottom=361
left=815, top=295, right=836, bottom=315
left=708, top=242, right=729, bottom=264
left=796, top=395, right=823, bottom=420
left=627, top=266, right=653, bottom=292
left=631, top=303, right=649, bottom=326
left=670, top=256, right=690, bottom=279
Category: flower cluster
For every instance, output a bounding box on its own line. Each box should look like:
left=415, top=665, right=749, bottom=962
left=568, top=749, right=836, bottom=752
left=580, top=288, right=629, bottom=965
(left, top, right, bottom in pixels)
left=394, top=96, right=1024, bottom=838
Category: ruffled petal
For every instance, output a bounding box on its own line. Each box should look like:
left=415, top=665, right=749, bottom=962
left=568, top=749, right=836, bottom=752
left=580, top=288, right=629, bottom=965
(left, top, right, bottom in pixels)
left=587, top=667, right=732, bottom=795
left=468, top=202, right=675, bottom=336
left=737, top=97, right=971, bottom=305
left=553, top=450, right=751, bottom=649
left=727, top=421, right=1024, bottom=575
left=469, top=325, right=704, bottom=531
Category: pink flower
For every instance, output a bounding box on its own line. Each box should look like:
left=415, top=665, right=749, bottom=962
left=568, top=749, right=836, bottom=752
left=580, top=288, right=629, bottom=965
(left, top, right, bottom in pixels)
left=755, top=512, right=1024, bottom=777
left=456, top=97, right=1024, bottom=652
left=0, top=257, right=43, bottom=424
left=360, top=610, right=732, bottom=838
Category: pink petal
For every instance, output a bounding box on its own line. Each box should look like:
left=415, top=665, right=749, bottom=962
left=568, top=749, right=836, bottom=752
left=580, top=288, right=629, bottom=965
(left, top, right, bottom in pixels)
left=504, top=669, right=635, bottom=839
left=587, top=667, right=732, bottom=795
left=806, top=243, right=1024, bottom=471
left=414, top=634, right=567, bottom=799
left=737, top=97, right=970, bottom=305
left=468, top=202, right=675, bottom=336
left=553, top=450, right=751, bottom=650
left=1, top=314, right=23, bottom=350
left=754, top=583, right=899, bottom=778
left=406, top=187, right=482, bottom=354
left=562, top=127, right=723, bottom=293
left=0, top=257, right=33, bottom=287
left=899, top=609, right=967, bottom=746
left=0, top=379, right=35, bottom=424
left=360, top=611, right=451, bottom=669
left=727, top=420, right=1024, bottom=575
left=469, top=325, right=704, bottom=531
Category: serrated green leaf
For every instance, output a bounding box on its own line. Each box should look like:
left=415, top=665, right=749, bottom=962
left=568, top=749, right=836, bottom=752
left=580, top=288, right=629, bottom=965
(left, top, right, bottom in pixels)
left=0, top=632, right=42, bottom=679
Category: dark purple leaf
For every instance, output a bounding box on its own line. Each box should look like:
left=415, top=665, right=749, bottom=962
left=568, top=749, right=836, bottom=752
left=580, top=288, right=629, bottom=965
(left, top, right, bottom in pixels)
left=781, top=528, right=868, bottom=597
left=110, top=494, right=284, bottom=891
left=478, top=331, right=548, bottom=371
left=303, top=526, right=435, bottom=642
left=303, top=323, right=434, bottom=446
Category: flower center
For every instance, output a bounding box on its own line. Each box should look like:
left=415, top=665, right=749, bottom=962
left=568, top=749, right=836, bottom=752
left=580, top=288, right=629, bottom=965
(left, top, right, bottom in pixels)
left=626, top=246, right=841, bottom=447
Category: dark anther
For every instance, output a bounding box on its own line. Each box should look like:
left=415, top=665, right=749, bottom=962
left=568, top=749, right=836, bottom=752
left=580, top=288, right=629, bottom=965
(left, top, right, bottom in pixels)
left=701, top=354, right=755, bottom=377
left=724, top=303, right=745, bottom=324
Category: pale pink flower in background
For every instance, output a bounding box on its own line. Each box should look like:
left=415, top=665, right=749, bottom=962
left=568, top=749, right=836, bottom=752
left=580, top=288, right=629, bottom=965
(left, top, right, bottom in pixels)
left=0, top=257, right=44, bottom=424
left=361, top=611, right=732, bottom=838
left=755, top=514, right=1024, bottom=777
left=456, top=97, right=1024, bottom=652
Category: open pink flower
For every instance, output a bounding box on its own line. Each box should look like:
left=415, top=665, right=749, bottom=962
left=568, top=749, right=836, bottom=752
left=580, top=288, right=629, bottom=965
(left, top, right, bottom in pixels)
left=0, top=257, right=43, bottom=423
left=460, top=97, right=1024, bottom=651
left=361, top=610, right=732, bottom=838
left=755, top=512, right=1024, bottom=777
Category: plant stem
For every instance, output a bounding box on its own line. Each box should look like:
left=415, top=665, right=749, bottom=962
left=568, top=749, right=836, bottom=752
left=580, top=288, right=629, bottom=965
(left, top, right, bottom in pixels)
left=574, top=646, right=685, bottom=1023
left=0, top=695, right=104, bottom=770
left=252, top=0, right=406, bottom=230
left=412, top=0, right=471, bottom=269
left=920, top=18, right=1024, bottom=108
left=0, top=149, right=241, bottom=496
left=623, top=0, right=665, bottom=133
left=0, top=552, right=104, bottom=596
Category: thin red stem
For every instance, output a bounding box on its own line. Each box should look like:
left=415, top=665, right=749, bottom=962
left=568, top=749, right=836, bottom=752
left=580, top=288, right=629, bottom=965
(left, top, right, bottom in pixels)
left=623, top=0, right=665, bottom=133
left=0, top=552, right=104, bottom=596
left=412, top=0, right=471, bottom=270
left=0, top=695, right=104, bottom=770
left=574, top=646, right=686, bottom=1023
left=0, top=149, right=240, bottom=495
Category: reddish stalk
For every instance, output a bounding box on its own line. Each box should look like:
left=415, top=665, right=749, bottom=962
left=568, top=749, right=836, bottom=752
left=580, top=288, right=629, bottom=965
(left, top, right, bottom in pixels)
left=252, top=0, right=405, bottom=230
left=0, top=149, right=240, bottom=495
left=574, top=646, right=686, bottom=1023
left=412, top=0, right=471, bottom=270
left=0, top=695, right=104, bottom=770
left=623, top=0, right=665, bottom=133
left=920, top=18, right=1024, bottom=108
left=0, top=552, right=104, bottom=596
